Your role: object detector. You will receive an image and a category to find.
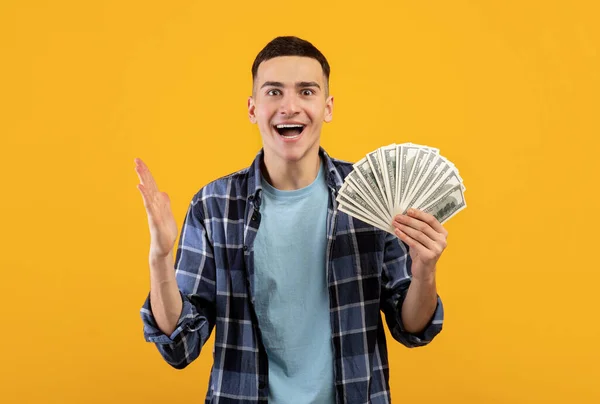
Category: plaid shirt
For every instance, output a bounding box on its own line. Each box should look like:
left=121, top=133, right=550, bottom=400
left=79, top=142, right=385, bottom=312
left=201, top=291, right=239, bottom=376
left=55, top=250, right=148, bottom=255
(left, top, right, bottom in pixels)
left=140, top=148, right=444, bottom=403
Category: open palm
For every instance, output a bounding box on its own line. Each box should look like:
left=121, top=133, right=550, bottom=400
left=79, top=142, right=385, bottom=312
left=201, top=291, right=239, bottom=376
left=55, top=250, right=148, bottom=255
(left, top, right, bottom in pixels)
left=134, top=158, right=178, bottom=258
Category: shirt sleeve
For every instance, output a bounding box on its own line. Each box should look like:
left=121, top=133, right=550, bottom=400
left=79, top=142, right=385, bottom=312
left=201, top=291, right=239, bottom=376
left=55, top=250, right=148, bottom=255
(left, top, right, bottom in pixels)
left=140, top=195, right=217, bottom=369
left=380, top=232, right=444, bottom=348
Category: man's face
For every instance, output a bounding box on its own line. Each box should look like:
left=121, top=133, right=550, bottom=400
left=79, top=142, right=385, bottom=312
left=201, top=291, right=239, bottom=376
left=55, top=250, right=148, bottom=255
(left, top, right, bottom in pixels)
left=248, top=56, right=333, bottom=164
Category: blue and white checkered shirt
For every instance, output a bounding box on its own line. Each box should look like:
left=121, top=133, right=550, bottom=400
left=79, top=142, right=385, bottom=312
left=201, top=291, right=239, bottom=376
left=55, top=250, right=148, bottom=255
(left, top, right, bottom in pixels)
left=140, top=148, right=444, bottom=403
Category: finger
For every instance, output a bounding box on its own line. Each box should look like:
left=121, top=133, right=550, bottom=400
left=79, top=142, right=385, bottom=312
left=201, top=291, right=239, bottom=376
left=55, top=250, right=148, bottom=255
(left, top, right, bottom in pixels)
left=394, top=213, right=442, bottom=242
left=407, top=208, right=448, bottom=236
left=136, top=183, right=152, bottom=211
left=394, top=227, right=429, bottom=253
left=393, top=221, right=437, bottom=251
left=134, top=158, right=160, bottom=195
left=137, top=182, right=162, bottom=215
left=134, top=159, right=149, bottom=186
left=135, top=159, right=156, bottom=190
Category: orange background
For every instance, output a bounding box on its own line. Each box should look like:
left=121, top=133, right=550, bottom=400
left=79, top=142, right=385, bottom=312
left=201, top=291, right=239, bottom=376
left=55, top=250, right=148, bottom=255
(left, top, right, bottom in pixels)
left=1, top=1, right=599, bottom=403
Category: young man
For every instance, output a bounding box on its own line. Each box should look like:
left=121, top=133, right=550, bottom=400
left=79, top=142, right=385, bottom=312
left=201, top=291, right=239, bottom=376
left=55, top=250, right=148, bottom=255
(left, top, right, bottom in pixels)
left=135, top=36, right=448, bottom=403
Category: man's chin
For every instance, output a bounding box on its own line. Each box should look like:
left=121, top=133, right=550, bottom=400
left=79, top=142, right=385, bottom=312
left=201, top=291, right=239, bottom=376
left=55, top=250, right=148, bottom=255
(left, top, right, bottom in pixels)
left=278, top=149, right=305, bottom=163
left=263, top=136, right=320, bottom=163
left=266, top=146, right=311, bottom=164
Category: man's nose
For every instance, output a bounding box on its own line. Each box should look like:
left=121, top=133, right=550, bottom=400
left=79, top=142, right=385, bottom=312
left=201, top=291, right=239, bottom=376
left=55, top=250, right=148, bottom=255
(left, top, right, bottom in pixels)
left=279, top=94, right=300, bottom=115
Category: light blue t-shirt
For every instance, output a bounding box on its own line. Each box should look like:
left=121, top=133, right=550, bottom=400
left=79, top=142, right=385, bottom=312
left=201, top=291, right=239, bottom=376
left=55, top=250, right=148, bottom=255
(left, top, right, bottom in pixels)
left=253, top=161, right=335, bottom=404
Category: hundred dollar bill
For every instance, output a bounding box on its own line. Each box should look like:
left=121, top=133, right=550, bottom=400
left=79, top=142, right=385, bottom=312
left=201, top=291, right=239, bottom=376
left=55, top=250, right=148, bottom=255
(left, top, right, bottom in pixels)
left=337, top=182, right=387, bottom=225
left=403, top=155, right=446, bottom=212
left=416, top=169, right=462, bottom=210
left=401, top=148, right=429, bottom=209
left=346, top=171, right=390, bottom=220
left=352, top=158, right=392, bottom=222
left=339, top=143, right=466, bottom=228
left=366, top=149, right=390, bottom=213
left=337, top=195, right=389, bottom=229
left=410, top=143, right=440, bottom=156
left=380, top=144, right=397, bottom=216
left=419, top=159, right=462, bottom=204
left=403, top=150, right=438, bottom=208
left=422, top=183, right=467, bottom=224
left=394, top=144, right=403, bottom=214
left=415, top=157, right=453, bottom=204
left=338, top=202, right=394, bottom=234
left=393, top=143, right=412, bottom=213
left=398, top=144, right=420, bottom=210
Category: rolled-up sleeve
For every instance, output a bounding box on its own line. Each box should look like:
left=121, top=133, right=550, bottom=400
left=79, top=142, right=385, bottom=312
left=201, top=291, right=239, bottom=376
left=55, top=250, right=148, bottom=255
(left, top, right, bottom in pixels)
left=380, top=232, right=444, bottom=348
left=140, top=195, right=217, bottom=369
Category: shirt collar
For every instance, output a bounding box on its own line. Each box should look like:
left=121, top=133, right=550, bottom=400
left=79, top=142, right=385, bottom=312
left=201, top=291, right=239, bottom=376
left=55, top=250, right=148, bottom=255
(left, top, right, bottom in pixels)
left=247, top=147, right=344, bottom=207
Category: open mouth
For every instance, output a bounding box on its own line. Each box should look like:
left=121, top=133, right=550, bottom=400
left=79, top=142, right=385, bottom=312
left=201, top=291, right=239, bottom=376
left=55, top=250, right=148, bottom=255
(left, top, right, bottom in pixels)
left=274, top=124, right=306, bottom=140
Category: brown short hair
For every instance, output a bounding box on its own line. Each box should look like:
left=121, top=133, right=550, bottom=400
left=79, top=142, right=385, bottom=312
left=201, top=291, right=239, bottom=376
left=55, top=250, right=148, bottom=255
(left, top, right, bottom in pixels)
left=251, top=36, right=331, bottom=95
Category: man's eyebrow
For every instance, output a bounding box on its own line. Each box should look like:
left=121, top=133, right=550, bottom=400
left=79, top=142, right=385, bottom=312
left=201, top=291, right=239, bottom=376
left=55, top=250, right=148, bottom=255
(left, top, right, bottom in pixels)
left=259, top=81, right=321, bottom=89
left=260, top=81, right=284, bottom=89
left=297, top=81, right=321, bottom=89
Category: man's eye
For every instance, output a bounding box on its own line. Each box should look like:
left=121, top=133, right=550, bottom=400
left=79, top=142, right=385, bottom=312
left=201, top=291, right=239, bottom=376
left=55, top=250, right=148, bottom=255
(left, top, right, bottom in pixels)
left=301, top=89, right=314, bottom=96
left=267, top=89, right=281, bottom=96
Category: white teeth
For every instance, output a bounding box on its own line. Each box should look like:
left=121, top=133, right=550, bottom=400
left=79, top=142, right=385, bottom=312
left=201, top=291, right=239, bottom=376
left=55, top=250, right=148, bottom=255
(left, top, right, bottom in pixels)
left=275, top=123, right=304, bottom=139
left=276, top=124, right=304, bottom=129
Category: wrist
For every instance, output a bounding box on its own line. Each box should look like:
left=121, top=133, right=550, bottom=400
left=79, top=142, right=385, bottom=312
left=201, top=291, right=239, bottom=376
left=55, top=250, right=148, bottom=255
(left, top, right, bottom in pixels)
left=149, top=250, right=174, bottom=266
left=149, top=251, right=176, bottom=285
left=411, top=271, right=437, bottom=289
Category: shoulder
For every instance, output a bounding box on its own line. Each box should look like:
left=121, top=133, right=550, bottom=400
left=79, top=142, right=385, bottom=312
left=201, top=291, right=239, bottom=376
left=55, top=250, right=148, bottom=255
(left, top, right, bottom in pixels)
left=189, top=167, right=251, bottom=219
left=327, top=155, right=354, bottom=182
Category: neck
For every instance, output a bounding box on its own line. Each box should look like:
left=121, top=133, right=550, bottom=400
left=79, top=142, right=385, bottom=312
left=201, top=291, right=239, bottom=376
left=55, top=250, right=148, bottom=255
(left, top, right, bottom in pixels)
left=261, top=150, right=322, bottom=191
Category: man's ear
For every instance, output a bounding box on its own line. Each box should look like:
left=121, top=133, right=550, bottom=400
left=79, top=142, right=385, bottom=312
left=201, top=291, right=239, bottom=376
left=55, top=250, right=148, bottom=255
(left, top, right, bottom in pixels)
left=248, top=96, right=257, bottom=124
left=324, top=95, right=334, bottom=123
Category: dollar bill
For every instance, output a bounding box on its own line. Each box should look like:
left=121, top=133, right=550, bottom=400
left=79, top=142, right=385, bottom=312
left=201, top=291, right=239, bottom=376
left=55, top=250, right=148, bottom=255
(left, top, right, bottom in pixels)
left=366, top=149, right=390, bottom=212
left=337, top=182, right=387, bottom=225
left=346, top=171, right=390, bottom=220
left=403, top=155, right=446, bottom=212
left=415, top=157, right=453, bottom=204
left=352, top=158, right=392, bottom=222
left=401, top=148, right=429, bottom=209
left=416, top=169, right=462, bottom=210
left=337, top=143, right=466, bottom=230
left=393, top=143, right=409, bottom=215
left=380, top=144, right=397, bottom=216
left=422, top=183, right=467, bottom=224
left=403, top=150, right=438, bottom=207
left=398, top=144, right=419, bottom=210
left=338, top=202, right=394, bottom=234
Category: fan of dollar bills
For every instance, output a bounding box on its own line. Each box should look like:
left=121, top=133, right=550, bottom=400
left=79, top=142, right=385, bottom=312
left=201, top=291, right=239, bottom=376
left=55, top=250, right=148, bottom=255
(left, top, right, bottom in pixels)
left=336, top=143, right=466, bottom=234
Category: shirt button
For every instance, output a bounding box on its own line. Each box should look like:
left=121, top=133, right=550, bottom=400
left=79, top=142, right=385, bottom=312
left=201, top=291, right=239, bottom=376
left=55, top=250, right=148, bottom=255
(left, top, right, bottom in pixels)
left=243, top=245, right=248, bottom=251
left=251, top=214, right=257, bottom=221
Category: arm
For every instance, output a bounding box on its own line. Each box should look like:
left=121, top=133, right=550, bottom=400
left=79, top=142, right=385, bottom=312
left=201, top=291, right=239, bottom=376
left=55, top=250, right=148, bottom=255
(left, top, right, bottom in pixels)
left=381, top=208, right=448, bottom=347
left=401, top=274, right=438, bottom=334
left=140, top=199, right=217, bottom=369
left=396, top=207, right=448, bottom=338
left=149, top=250, right=181, bottom=337
left=135, top=158, right=216, bottom=369
left=380, top=232, right=444, bottom=347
